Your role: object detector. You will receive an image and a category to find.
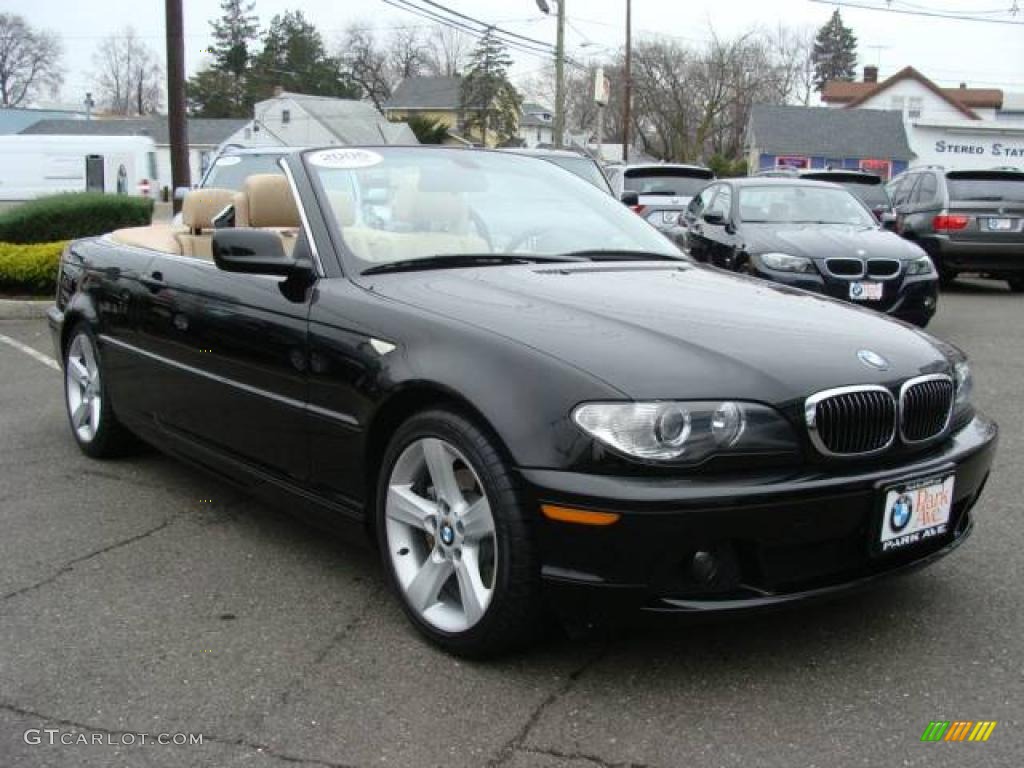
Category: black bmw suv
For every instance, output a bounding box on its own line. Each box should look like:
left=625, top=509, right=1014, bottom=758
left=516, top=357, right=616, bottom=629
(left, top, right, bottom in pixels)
left=887, top=168, right=1024, bottom=291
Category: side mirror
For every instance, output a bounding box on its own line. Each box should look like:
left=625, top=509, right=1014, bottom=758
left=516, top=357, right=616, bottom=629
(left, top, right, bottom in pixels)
left=620, top=191, right=640, bottom=207
left=879, top=211, right=898, bottom=231
left=212, top=228, right=310, bottom=276
left=702, top=210, right=727, bottom=226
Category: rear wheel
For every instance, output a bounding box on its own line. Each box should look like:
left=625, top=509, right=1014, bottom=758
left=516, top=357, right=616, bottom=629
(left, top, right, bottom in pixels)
left=375, top=409, right=543, bottom=657
left=63, top=323, right=139, bottom=458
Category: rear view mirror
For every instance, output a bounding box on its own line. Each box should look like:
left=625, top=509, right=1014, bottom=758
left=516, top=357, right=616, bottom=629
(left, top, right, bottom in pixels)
left=620, top=191, right=639, bottom=207
left=213, top=228, right=309, bottom=276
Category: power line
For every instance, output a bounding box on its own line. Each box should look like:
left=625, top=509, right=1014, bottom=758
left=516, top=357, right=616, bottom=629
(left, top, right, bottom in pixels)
left=808, top=0, right=1024, bottom=25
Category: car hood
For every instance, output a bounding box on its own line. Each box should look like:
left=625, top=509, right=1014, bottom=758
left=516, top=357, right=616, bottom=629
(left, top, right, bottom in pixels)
left=742, top=223, right=923, bottom=261
left=366, top=263, right=950, bottom=402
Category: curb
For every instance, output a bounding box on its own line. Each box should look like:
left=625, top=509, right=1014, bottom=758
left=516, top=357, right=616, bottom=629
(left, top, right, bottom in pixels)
left=0, top=298, right=51, bottom=320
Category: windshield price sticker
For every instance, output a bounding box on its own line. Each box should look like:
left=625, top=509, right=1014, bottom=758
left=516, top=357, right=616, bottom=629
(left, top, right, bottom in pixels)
left=309, top=149, right=383, bottom=169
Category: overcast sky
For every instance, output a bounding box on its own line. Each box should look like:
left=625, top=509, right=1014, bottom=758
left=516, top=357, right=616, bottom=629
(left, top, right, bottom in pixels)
left=8, top=0, right=1024, bottom=110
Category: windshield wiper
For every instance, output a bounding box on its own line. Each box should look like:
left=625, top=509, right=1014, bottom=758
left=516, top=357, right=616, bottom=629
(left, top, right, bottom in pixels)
left=362, top=253, right=585, bottom=275
left=557, top=249, right=685, bottom=262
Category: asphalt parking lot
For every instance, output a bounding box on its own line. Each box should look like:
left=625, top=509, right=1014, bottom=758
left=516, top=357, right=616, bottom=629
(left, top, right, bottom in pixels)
left=1, top=280, right=1021, bottom=768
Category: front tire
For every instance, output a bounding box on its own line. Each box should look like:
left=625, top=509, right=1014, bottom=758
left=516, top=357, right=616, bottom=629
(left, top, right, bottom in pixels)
left=375, top=408, right=543, bottom=657
left=63, top=323, right=138, bottom=458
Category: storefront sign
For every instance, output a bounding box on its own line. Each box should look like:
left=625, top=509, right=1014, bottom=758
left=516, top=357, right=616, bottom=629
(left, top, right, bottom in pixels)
left=776, top=155, right=809, bottom=169
left=935, top=140, right=1024, bottom=159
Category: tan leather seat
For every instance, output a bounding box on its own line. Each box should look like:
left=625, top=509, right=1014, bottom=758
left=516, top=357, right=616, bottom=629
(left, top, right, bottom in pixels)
left=110, top=225, right=183, bottom=254
left=177, top=188, right=234, bottom=259
left=234, top=174, right=300, bottom=228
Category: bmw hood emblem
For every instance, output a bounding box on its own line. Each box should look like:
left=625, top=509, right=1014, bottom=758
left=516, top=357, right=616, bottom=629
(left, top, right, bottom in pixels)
left=857, top=349, right=890, bottom=371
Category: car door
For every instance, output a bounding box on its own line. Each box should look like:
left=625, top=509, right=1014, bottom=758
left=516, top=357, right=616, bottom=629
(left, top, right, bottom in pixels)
left=684, top=184, right=721, bottom=262
left=134, top=235, right=312, bottom=482
left=700, top=185, right=738, bottom=269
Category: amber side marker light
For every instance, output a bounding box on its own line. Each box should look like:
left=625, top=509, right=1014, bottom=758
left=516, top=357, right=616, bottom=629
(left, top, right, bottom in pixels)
left=541, top=504, right=621, bottom=526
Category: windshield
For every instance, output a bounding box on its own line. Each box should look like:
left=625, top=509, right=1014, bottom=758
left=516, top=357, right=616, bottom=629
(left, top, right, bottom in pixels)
left=539, top=155, right=611, bottom=193
left=624, top=168, right=712, bottom=197
left=738, top=184, right=877, bottom=226
left=946, top=175, right=1024, bottom=202
left=307, top=148, right=680, bottom=271
left=203, top=154, right=286, bottom=190
left=839, top=181, right=890, bottom=208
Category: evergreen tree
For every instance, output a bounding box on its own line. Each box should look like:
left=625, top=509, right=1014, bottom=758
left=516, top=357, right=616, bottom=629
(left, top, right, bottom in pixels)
left=247, top=10, right=357, bottom=103
left=460, top=29, right=521, bottom=146
left=188, top=0, right=259, bottom=117
left=811, top=9, right=858, bottom=93
left=210, top=0, right=259, bottom=78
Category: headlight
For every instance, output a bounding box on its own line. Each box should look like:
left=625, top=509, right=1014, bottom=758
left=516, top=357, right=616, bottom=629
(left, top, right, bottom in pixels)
left=572, top=401, right=796, bottom=464
left=906, top=255, right=935, bottom=276
left=954, top=360, right=972, bottom=409
left=757, top=252, right=816, bottom=274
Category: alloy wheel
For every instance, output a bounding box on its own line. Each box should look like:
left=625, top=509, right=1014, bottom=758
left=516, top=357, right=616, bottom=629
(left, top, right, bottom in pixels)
left=385, top=437, right=497, bottom=633
left=65, top=333, right=102, bottom=443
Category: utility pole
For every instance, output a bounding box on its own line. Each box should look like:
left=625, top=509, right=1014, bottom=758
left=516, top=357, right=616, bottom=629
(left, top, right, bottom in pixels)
left=622, top=0, right=632, bottom=163
left=537, top=0, right=565, bottom=148
left=554, top=0, right=565, bottom=147
left=165, top=0, right=189, bottom=212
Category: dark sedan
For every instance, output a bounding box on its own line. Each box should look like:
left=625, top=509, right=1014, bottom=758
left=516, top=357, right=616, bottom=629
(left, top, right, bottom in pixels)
left=684, top=178, right=939, bottom=327
left=49, top=147, right=996, bottom=656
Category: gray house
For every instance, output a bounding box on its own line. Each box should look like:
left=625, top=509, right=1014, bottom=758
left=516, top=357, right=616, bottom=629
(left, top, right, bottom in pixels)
left=747, top=104, right=916, bottom=180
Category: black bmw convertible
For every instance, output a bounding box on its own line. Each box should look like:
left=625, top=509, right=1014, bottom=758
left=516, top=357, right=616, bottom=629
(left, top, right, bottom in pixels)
left=48, top=146, right=997, bottom=656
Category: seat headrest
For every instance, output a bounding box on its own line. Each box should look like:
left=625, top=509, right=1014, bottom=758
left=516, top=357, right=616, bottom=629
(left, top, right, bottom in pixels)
left=235, top=174, right=300, bottom=228
left=393, top=186, right=468, bottom=232
left=182, top=188, right=235, bottom=231
left=327, top=190, right=356, bottom=227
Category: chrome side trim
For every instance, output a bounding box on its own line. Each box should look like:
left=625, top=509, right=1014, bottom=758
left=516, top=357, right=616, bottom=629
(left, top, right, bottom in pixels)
left=804, top=384, right=896, bottom=458
left=281, top=160, right=326, bottom=279
left=899, top=373, right=954, bottom=446
left=99, top=335, right=358, bottom=428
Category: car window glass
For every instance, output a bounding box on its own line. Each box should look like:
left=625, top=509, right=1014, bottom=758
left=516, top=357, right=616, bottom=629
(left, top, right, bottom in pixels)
left=310, top=149, right=679, bottom=268
left=204, top=155, right=286, bottom=190
left=893, top=174, right=920, bottom=207
left=946, top=175, right=1024, bottom=202
left=707, top=186, right=731, bottom=217
left=689, top=185, right=717, bottom=216
left=737, top=184, right=876, bottom=226
left=624, top=168, right=713, bottom=197
left=912, top=174, right=937, bottom=205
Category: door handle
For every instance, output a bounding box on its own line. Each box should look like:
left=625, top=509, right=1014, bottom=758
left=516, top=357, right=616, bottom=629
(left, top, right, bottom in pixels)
left=140, top=271, right=165, bottom=292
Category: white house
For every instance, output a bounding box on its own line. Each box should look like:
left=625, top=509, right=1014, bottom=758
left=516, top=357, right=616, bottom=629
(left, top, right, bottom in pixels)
left=823, top=66, right=1024, bottom=171
left=517, top=102, right=555, bottom=147
left=231, top=89, right=417, bottom=148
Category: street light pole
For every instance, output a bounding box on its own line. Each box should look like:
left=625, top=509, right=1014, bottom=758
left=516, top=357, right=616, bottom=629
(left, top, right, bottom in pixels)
left=622, top=0, right=632, bottom=163
left=165, top=0, right=190, bottom=213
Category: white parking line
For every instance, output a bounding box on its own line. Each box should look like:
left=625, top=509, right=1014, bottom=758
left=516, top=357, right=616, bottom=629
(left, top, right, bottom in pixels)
left=0, top=333, right=60, bottom=372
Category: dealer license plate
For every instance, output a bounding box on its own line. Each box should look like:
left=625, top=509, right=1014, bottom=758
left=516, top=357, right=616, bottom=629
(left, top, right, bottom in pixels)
left=986, top=218, right=1013, bottom=231
left=849, top=281, right=883, bottom=301
left=878, top=474, right=955, bottom=554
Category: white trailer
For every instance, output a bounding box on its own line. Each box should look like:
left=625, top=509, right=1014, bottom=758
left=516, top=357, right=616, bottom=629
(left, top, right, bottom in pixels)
left=0, top=135, right=159, bottom=202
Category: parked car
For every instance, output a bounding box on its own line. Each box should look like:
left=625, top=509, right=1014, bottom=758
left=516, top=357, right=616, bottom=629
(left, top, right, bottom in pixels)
left=500, top=148, right=612, bottom=194
left=683, top=178, right=939, bottom=326
left=800, top=169, right=894, bottom=224
left=49, top=147, right=995, bottom=656
left=605, top=163, right=714, bottom=246
left=887, top=167, right=1024, bottom=291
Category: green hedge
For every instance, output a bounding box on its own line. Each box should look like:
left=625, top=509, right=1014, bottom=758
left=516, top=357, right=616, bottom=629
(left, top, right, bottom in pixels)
left=0, top=241, right=67, bottom=296
left=0, top=193, right=153, bottom=244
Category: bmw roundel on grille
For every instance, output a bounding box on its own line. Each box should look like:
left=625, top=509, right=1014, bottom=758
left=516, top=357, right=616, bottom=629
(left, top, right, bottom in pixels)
left=857, top=349, right=890, bottom=371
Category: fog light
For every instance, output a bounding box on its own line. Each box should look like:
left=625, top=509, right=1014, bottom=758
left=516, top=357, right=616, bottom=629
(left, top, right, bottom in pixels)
left=691, top=550, right=719, bottom=584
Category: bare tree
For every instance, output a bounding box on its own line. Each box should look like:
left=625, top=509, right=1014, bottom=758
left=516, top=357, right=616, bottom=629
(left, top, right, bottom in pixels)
left=388, top=27, right=429, bottom=81
left=0, top=13, right=64, bottom=107
left=92, top=27, right=163, bottom=115
left=424, top=24, right=471, bottom=77
left=340, top=24, right=392, bottom=110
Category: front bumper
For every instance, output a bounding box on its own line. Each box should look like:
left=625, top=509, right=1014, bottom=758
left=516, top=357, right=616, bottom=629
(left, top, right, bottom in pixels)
left=748, top=262, right=937, bottom=325
left=523, top=414, right=997, bottom=620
